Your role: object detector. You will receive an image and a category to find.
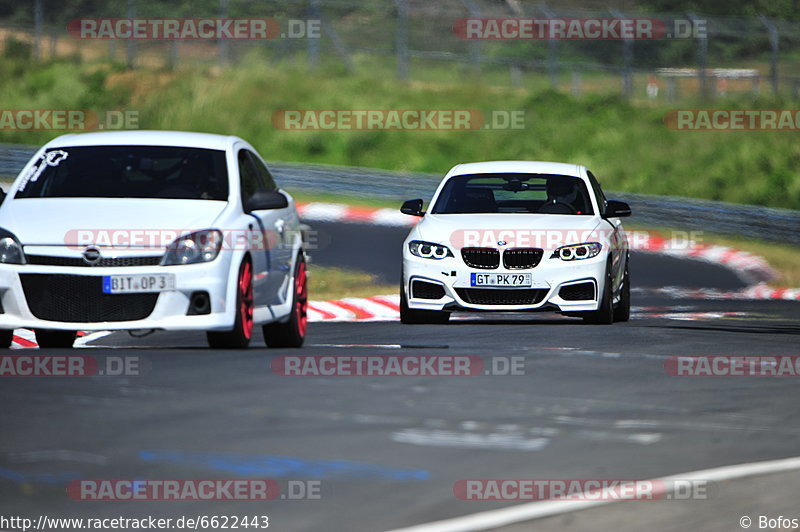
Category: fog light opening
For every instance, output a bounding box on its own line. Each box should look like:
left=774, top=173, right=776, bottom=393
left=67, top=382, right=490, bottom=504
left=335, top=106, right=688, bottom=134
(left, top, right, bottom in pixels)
left=188, top=291, right=211, bottom=315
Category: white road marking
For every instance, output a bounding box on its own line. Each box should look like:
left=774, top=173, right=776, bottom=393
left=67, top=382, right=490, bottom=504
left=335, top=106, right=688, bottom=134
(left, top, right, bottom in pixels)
left=384, top=455, right=800, bottom=532
left=390, top=428, right=550, bottom=451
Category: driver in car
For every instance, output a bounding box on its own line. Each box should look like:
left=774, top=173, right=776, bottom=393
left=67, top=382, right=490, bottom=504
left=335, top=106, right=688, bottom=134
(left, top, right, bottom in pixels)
left=539, top=178, right=581, bottom=214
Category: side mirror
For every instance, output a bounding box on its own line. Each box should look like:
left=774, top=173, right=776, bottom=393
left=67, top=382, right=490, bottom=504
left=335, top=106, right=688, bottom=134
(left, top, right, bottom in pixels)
left=247, top=190, right=288, bottom=212
left=0, top=189, right=5, bottom=206
left=605, top=200, right=631, bottom=218
left=400, top=198, right=424, bottom=217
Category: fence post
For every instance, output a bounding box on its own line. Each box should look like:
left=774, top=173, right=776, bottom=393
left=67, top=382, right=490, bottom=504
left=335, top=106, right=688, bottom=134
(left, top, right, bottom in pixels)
left=33, top=0, right=43, bottom=60
left=538, top=3, right=559, bottom=88
left=308, top=0, right=320, bottom=70
left=571, top=70, right=582, bottom=96
left=688, top=12, right=708, bottom=101
left=126, top=0, right=136, bottom=69
left=759, top=16, right=779, bottom=95
left=461, top=0, right=481, bottom=74
left=167, top=41, right=178, bottom=70
left=219, top=0, right=229, bottom=66
left=611, top=9, right=633, bottom=100
left=394, top=0, right=409, bottom=81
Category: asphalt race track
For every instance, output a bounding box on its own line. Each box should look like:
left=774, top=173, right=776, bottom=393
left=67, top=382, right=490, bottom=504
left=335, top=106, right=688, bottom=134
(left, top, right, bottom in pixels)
left=1, top=221, right=799, bottom=532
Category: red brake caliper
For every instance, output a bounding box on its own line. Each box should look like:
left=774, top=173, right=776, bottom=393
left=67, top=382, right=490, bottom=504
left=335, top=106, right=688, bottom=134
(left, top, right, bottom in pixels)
left=295, top=261, right=308, bottom=337
left=240, top=262, right=254, bottom=339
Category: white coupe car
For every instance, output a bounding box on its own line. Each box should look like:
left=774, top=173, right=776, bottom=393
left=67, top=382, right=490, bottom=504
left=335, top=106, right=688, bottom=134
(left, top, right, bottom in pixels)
left=400, top=161, right=631, bottom=324
left=0, top=131, right=307, bottom=348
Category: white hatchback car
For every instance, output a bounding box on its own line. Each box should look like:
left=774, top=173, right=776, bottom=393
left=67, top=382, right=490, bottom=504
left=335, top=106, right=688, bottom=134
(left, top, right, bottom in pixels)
left=0, top=131, right=307, bottom=348
left=400, top=161, right=631, bottom=324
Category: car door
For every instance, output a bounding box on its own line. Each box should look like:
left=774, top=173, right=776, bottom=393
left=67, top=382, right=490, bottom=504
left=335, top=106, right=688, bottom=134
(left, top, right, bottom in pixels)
left=237, top=148, right=293, bottom=306
left=587, top=171, right=627, bottom=295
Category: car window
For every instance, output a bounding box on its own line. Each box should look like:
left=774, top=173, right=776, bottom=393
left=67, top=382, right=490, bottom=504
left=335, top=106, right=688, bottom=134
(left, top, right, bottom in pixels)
left=13, top=146, right=229, bottom=200
left=432, top=173, right=594, bottom=215
left=237, top=149, right=266, bottom=203
left=247, top=152, right=278, bottom=192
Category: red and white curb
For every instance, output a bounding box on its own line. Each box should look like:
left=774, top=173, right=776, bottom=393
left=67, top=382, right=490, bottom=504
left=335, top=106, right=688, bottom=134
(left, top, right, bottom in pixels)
left=627, top=232, right=777, bottom=284
left=633, top=285, right=800, bottom=301
left=10, top=330, right=110, bottom=349
left=308, top=294, right=400, bottom=322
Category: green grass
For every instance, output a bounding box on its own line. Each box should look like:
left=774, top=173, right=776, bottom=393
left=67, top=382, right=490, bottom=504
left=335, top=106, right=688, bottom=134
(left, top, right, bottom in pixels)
left=1, top=52, right=799, bottom=212
left=289, top=190, right=401, bottom=209
left=309, top=265, right=395, bottom=300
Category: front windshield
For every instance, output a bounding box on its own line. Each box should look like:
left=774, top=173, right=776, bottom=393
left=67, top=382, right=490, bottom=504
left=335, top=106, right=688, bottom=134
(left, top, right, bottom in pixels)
left=431, top=173, right=594, bottom=215
left=14, top=145, right=229, bottom=200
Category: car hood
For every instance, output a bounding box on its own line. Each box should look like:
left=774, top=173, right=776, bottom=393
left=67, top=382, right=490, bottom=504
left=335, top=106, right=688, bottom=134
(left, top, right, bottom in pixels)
left=415, top=213, right=608, bottom=250
left=0, top=198, right=228, bottom=246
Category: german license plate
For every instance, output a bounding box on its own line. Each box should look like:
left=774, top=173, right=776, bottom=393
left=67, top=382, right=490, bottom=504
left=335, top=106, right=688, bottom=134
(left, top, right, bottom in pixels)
left=470, top=273, right=532, bottom=287
left=103, top=274, right=175, bottom=294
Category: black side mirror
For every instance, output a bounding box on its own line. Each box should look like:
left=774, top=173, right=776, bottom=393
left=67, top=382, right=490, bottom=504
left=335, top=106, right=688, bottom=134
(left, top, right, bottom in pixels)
left=247, top=190, right=288, bottom=212
left=0, top=189, right=5, bottom=206
left=605, top=200, right=631, bottom=218
left=400, top=198, right=424, bottom=217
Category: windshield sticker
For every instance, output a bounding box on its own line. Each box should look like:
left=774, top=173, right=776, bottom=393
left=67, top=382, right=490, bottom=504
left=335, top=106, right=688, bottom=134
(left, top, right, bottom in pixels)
left=18, top=149, right=69, bottom=191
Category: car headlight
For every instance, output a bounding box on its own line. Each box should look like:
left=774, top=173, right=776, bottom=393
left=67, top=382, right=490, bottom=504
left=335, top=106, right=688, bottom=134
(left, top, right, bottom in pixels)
left=408, top=240, right=453, bottom=260
left=162, top=230, right=223, bottom=266
left=0, top=230, right=25, bottom=265
left=551, top=242, right=602, bottom=261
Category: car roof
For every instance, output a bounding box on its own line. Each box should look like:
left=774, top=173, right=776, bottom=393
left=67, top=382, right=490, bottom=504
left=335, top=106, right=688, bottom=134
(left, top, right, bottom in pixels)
left=448, top=160, right=584, bottom=178
left=43, top=130, right=243, bottom=151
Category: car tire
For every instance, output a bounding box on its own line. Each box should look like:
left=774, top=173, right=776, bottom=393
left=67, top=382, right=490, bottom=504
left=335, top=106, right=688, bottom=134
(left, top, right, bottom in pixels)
left=613, top=262, right=631, bottom=323
left=399, top=280, right=450, bottom=325
left=0, top=329, right=14, bottom=348
left=207, top=258, right=254, bottom=349
left=582, top=262, right=614, bottom=325
left=34, top=329, right=77, bottom=348
left=264, top=254, right=308, bottom=348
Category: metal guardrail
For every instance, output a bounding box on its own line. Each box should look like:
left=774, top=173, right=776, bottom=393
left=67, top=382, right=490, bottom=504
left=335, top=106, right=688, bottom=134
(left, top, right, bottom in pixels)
left=2, top=144, right=798, bottom=245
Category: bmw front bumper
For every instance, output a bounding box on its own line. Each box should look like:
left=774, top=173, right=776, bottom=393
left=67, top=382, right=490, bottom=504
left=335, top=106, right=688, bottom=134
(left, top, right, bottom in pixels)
left=402, top=252, right=607, bottom=313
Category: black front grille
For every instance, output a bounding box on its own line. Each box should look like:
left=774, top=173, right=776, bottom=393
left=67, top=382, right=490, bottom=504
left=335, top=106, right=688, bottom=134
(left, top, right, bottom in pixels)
left=559, top=282, right=596, bottom=301
left=455, top=288, right=548, bottom=306
left=25, top=255, right=162, bottom=267
left=411, top=280, right=446, bottom=300
left=503, top=248, right=543, bottom=269
left=20, top=274, right=159, bottom=322
left=461, top=248, right=500, bottom=269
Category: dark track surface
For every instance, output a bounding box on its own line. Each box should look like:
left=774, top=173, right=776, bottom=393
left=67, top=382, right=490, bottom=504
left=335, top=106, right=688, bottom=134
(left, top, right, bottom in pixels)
left=1, top=221, right=798, bottom=532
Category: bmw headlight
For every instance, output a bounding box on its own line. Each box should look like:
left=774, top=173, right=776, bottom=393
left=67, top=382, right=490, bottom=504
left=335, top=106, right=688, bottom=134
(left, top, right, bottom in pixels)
left=408, top=240, right=453, bottom=260
left=551, top=242, right=602, bottom=261
left=162, top=230, right=223, bottom=266
left=0, top=230, right=25, bottom=265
